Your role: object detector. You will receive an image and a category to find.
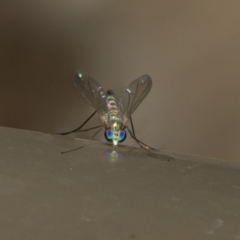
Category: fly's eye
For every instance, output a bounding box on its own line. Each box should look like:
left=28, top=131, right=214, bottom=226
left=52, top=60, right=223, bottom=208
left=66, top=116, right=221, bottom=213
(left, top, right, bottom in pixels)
left=105, top=129, right=113, bottom=142
left=118, top=130, right=126, bottom=143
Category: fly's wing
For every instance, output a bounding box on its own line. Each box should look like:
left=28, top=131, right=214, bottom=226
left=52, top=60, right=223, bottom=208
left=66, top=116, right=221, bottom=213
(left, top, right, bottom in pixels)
left=73, top=71, right=108, bottom=124
left=119, top=75, right=152, bottom=125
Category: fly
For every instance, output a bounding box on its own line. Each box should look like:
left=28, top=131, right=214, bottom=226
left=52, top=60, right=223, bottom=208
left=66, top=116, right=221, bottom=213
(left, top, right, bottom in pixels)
left=61, top=71, right=155, bottom=152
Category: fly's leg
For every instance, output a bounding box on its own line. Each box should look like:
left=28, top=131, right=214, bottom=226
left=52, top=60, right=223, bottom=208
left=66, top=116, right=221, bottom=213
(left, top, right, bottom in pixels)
left=61, top=143, right=86, bottom=154
left=61, top=126, right=103, bottom=154
left=59, top=111, right=97, bottom=135
left=130, top=116, right=136, bottom=137
left=91, top=127, right=103, bottom=139
left=127, top=116, right=156, bottom=151
left=60, top=125, right=102, bottom=154
left=59, top=111, right=102, bottom=154
left=76, top=125, right=102, bottom=132
left=127, top=126, right=156, bottom=151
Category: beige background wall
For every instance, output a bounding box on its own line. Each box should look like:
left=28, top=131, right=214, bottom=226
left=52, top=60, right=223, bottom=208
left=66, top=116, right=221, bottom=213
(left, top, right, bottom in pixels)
left=1, top=0, right=240, bottom=161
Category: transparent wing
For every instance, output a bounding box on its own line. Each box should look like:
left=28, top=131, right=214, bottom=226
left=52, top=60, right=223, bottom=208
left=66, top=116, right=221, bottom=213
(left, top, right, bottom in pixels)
left=119, top=74, right=152, bottom=124
left=73, top=71, right=108, bottom=123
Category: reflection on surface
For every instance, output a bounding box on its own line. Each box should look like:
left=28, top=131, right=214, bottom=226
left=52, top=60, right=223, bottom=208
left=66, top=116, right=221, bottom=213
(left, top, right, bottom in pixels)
left=105, top=150, right=123, bottom=162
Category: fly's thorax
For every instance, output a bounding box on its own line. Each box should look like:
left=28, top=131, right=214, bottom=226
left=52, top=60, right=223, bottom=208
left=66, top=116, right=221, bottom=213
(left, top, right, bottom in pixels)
left=107, top=110, right=123, bottom=128
left=111, top=122, right=122, bottom=146
left=106, top=90, right=124, bottom=146
left=107, top=111, right=124, bottom=146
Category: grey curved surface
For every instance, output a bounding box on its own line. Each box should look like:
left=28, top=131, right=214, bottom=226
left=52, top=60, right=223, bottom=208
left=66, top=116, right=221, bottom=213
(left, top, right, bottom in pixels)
left=0, top=126, right=240, bottom=240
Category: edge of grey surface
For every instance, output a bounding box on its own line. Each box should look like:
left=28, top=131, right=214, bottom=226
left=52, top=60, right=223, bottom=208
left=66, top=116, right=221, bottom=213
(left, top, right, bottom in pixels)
left=0, top=126, right=240, bottom=240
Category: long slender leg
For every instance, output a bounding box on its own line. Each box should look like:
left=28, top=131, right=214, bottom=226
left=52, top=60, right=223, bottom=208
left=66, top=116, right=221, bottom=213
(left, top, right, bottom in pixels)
left=60, top=111, right=100, bottom=154
left=60, top=111, right=97, bottom=135
left=61, top=126, right=103, bottom=154
left=76, top=125, right=102, bottom=132
left=129, top=116, right=136, bottom=138
left=61, top=143, right=86, bottom=154
left=127, top=118, right=156, bottom=150
left=91, top=127, right=103, bottom=139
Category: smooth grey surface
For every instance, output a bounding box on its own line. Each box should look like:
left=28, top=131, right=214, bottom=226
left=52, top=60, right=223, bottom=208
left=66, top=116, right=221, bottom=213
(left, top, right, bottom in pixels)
left=0, top=126, right=240, bottom=240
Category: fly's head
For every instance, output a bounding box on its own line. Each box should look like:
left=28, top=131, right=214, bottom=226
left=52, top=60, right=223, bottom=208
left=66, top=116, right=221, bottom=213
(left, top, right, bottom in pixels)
left=104, top=122, right=127, bottom=147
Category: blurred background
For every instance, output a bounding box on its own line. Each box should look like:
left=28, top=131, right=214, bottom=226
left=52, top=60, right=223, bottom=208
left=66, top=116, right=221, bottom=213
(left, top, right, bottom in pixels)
left=1, top=0, right=240, bottom=161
